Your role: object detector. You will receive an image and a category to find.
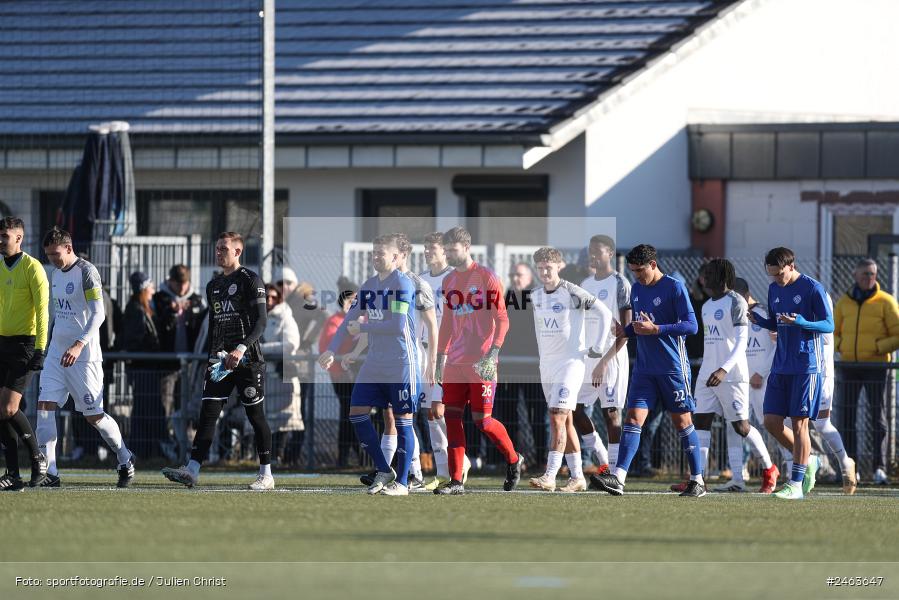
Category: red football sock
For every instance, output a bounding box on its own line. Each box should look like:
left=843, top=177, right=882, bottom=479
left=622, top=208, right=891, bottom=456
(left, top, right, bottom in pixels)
left=446, top=414, right=466, bottom=482
left=477, top=416, right=517, bottom=463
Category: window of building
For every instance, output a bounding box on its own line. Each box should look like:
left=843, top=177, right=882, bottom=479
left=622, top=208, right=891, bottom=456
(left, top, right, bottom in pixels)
left=452, top=175, right=548, bottom=244
left=360, top=189, right=436, bottom=242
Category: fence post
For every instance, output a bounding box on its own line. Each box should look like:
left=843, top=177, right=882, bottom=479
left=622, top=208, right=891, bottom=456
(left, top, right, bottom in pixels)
left=306, top=370, right=316, bottom=471
left=890, top=254, right=898, bottom=465
left=178, top=355, right=191, bottom=464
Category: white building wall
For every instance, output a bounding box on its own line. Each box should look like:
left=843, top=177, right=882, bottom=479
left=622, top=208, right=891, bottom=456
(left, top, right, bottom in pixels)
left=580, top=0, right=899, bottom=252
left=726, top=180, right=899, bottom=259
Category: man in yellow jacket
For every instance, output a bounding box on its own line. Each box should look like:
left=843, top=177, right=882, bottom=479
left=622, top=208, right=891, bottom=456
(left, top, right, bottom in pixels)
left=834, top=258, right=899, bottom=484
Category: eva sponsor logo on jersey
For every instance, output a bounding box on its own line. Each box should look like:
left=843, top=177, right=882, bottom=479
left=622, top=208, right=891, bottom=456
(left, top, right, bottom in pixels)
left=213, top=299, right=237, bottom=314
left=55, top=297, right=73, bottom=311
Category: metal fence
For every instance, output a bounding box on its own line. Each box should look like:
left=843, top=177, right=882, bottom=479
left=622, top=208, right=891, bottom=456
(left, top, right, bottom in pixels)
left=12, top=353, right=898, bottom=482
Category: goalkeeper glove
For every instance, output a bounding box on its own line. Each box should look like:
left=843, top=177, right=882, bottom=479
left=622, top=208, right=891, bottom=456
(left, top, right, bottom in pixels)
left=473, top=346, right=500, bottom=381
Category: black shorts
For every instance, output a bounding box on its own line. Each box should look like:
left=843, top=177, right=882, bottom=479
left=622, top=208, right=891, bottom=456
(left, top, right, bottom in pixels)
left=0, top=337, right=35, bottom=395
left=202, top=361, right=265, bottom=406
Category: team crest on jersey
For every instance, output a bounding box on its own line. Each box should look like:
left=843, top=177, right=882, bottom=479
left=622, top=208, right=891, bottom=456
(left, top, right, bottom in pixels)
left=653, top=297, right=661, bottom=307
left=228, top=283, right=238, bottom=296
left=793, top=295, right=801, bottom=304
left=558, top=386, right=569, bottom=399
left=751, top=323, right=761, bottom=332
left=598, top=289, right=609, bottom=300
left=469, top=286, right=478, bottom=294
left=65, top=282, right=75, bottom=295
left=605, top=386, right=614, bottom=397
left=244, top=387, right=257, bottom=399
left=83, top=393, right=95, bottom=406
left=732, top=400, right=742, bottom=412
left=551, top=303, right=563, bottom=313
left=714, top=309, right=724, bottom=321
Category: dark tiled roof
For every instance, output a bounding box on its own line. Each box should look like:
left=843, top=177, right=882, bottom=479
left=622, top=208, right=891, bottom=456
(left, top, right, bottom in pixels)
left=0, top=0, right=740, bottom=142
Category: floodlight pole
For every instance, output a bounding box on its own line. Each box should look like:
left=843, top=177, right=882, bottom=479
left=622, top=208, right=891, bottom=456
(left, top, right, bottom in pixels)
left=260, top=0, right=275, bottom=282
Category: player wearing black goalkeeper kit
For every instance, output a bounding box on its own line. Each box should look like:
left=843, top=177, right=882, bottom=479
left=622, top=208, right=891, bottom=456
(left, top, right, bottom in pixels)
left=162, top=232, right=273, bottom=490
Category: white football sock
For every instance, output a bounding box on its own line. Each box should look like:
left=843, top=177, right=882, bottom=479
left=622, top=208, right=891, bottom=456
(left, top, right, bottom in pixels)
left=565, top=452, right=583, bottom=480
left=381, top=434, right=397, bottom=466
left=814, top=416, right=851, bottom=469
left=725, top=427, right=746, bottom=483
left=582, top=431, right=608, bottom=465
left=428, top=417, right=449, bottom=479
left=92, top=413, right=131, bottom=466
left=743, top=424, right=773, bottom=469
left=696, top=429, right=712, bottom=475
left=36, top=410, right=58, bottom=476
left=259, top=463, right=272, bottom=477
left=187, top=459, right=201, bottom=477
left=411, top=430, right=422, bottom=479
left=609, top=442, right=619, bottom=468
left=613, top=467, right=627, bottom=484
left=545, top=451, right=563, bottom=479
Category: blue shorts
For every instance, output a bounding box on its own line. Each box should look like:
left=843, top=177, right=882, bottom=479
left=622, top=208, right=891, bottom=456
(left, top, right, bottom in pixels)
left=626, top=372, right=695, bottom=413
left=351, top=382, right=422, bottom=413
left=763, top=372, right=822, bottom=418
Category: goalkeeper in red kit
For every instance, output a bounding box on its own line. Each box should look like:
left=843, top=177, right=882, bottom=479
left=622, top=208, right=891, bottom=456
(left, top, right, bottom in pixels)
left=434, top=226, right=523, bottom=495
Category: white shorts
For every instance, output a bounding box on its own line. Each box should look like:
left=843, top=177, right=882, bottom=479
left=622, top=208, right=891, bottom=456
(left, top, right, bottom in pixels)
left=748, top=378, right=768, bottom=424
left=417, top=343, right=443, bottom=409
left=541, top=360, right=585, bottom=410
left=577, top=352, right=628, bottom=409
left=694, top=379, right=750, bottom=422
left=38, top=360, right=105, bottom=416
left=818, top=375, right=835, bottom=413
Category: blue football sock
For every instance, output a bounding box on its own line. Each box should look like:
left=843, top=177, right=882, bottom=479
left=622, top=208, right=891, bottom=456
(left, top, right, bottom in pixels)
left=350, top=414, right=389, bottom=472
left=678, top=424, right=703, bottom=477
left=615, top=424, right=642, bottom=472
left=395, top=417, right=415, bottom=486
left=791, top=463, right=807, bottom=485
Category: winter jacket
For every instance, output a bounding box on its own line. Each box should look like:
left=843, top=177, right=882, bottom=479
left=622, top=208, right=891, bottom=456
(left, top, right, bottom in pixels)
left=153, top=281, right=207, bottom=368
left=834, top=282, right=899, bottom=362
left=260, top=302, right=304, bottom=432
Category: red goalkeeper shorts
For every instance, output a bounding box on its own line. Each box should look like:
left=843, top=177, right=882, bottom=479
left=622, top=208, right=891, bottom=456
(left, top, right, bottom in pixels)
left=441, top=363, right=496, bottom=414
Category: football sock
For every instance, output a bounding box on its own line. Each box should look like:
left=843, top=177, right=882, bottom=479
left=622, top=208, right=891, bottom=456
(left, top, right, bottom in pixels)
left=608, top=442, right=619, bottom=468
left=814, top=416, right=851, bottom=469
left=545, top=450, right=563, bottom=479
left=725, top=427, right=745, bottom=483
left=244, top=402, right=272, bottom=466
left=743, top=424, right=773, bottom=469
left=92, top=413, right=131, bottom=466
left=9, top=410, right=40, bottom=459
left=446, top=413, right=466, bottom=482
left=36, top=410, right=57, bottom=476
left=190, top=399, right=224, bottom=465
left=582, top=431, right=607, bottom=465
left=410, top=429, right=422, bottom=479
left=615, top=423, right=641, bottom=474
left=565, top=452, right=583, bottom=480
left=427, top=417, right=449, bottom=479
left=475, top=416, right=517, bottom=463
left=696, top=429, right=712, bottom=475
left=187, top=460, right=201, bottom=478
left=0, top=419, right=18, bottom=477
left=259, top=463, right=272, bottom=477
left=679, top=425, right=704, bottom=482
left=349, top=414, right=389, bottom=473
left=791, top=463, right=807, bottom=485
left=381, top=434, right=398, bottom=467
left=395, top=417, right=415, bottom=487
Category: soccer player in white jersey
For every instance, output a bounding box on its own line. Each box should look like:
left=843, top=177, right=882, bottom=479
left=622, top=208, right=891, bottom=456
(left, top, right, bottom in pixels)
left=528, top=247, right=613, bottom=492
left=690, top=259, right=777, bottom=493
left=577, top=235, right=630, bottom=475
left=36, top=227, right=134, bottom=487
left=417, top=231, right=470, bottom=489
left=734, top=277, right=779, bottom=493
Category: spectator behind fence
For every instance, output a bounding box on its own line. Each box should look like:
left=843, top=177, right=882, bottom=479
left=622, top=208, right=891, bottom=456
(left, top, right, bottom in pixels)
left=318, top=278, right=360, bottom=467
left=260, top=283, right=304, bottom=466
left=495, top=262, right=543, bottom=469
left=153, top=264, right=207, bottom=461
left=833, top=258, right=899, bottom=484
left=122, top=271, right=164, bottom=458
left=275, top=266, right=327, bottom=431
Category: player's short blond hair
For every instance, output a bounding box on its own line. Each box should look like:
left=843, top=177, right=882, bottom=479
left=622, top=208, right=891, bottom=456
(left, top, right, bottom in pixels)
left=533, top=246, right=563, bottom=264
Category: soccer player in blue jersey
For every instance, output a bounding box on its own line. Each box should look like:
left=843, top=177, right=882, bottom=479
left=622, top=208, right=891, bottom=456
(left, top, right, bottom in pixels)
left=750, top=247, right=833, bottom=500
left=592, top=244, right=706, bottom=497
left=318, top=234, right=421, bottom=495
